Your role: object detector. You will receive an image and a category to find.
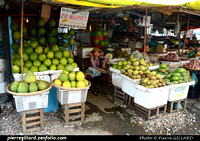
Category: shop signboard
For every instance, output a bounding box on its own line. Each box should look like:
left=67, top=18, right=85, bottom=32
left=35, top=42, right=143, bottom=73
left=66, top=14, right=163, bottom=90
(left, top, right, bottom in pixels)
left=59, top=7, right=89, bottom=29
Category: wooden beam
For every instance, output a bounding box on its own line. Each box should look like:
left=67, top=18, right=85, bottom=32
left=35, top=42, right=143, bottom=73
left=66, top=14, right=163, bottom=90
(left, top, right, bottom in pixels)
left=178, top=14, right=182, bottom=56
left=20, top=0, right=24, bottom=79
left=182, top=15, right=190, bottom=56
left=144, top=8, right=148, bottom=58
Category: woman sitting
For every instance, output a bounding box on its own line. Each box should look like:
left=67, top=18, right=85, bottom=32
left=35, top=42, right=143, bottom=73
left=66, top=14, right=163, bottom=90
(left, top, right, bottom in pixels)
left=86, top=47, right=108, bottom=78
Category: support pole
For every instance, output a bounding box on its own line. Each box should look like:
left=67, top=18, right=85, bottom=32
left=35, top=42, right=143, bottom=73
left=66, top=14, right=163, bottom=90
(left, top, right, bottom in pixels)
left=182, top=15, right=190, bottom=56
left=20, top=0, right=24, bottom=79
left=144, top=8, right=148, bottom=58
left=178, top=14, right=182, bottom=56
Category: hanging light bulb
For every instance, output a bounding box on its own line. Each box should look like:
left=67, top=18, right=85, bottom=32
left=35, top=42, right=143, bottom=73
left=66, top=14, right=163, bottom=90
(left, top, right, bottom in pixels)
left=26, top=17, right=29, bottom=23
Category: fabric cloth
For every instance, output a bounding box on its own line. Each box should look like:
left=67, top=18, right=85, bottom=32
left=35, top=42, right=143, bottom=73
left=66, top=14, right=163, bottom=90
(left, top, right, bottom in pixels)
left=86, top=67, right=101, bottom=78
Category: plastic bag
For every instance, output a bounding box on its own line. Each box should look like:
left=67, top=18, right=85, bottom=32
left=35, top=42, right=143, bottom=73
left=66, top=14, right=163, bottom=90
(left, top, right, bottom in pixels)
left=174, top=15, right=180, bottom=35
left=130, top=50, right=143, bottom=60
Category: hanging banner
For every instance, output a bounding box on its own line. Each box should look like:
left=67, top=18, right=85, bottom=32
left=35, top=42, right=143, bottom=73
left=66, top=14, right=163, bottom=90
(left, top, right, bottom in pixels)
left=59, top=7, right=89, bottom=29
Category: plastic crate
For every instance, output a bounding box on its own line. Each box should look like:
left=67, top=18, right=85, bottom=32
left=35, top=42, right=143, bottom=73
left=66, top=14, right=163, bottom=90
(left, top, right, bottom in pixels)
left=13, top=91, right=49, bottom=112
left=109, top=67, right=123, bottom=88
left=121, top=74, right=140, bottom=97
left=57, top=88, right=89, bottom=105
left=134, top=84, right=172, bottom=109
left=168, top=81, right=195, bottom=101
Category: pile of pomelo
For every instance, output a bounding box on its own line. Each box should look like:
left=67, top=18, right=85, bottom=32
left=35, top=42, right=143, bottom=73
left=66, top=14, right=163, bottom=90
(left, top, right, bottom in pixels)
left=11, top=18, right=78, bottom=74
left=54, top=70, right=89, bottom=88
left=10, top=70, right=50, bottom=93
left=91, top=30, right=109, bottom=47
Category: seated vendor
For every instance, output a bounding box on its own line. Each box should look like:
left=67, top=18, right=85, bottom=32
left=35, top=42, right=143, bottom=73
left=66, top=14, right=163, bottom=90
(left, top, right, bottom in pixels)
left=142, top=44, right=150, bottom=63
left=86, top=47, right=109, bottom=78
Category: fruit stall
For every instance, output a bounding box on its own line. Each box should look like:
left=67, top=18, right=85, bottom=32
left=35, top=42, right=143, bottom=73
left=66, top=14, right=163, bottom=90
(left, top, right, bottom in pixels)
left=1, top=0, right=200, bottom=135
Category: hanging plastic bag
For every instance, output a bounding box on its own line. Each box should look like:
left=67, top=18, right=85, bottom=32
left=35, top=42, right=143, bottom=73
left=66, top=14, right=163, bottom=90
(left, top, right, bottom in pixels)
left=174, top=15, right=180, bottom=35
left=130, top=50, right=143, bottom=60
left=111, top=17, right=116, bottom=28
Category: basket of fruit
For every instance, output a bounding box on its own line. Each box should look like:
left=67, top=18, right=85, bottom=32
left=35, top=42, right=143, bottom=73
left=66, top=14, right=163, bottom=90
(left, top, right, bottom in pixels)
left=6, top=71, right=52, bottom=112
left=52, top=70, right=91, bottom=105
left=162, top=68, right=195, bottom=101
left=134, top=71, right=173, bottom=109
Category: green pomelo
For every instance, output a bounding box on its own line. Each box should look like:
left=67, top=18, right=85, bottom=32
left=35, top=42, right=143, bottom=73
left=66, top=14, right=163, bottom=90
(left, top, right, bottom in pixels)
left=94, top=39, right=99, bottom=45
left=38, top=27, right=45, bottom=34
left=68, top=29, right=75, bottom=37
left=38, top=80, right=48, bottom=90
left=67, top=57, right=74, bottom=64
left=50, top=28, right=58, bottom=35
left=68, top=71, right=76, bottom=81
left=29, top=82, right=38, bottom=92
left=10, top=81, right=19, bottom=92
left=38, top=54, right=46, bottom=62
left=33, top=60, right=41, bottom=67
left=63, top=50, right=70, bottom=58
left=57, top=64, right=64, bottom=70
left=68, top=38, right=75, bottom=45
left=25, top=47, right=33, bottom=54
left=52, top=58, right=59, bottom=65
left=24, top=70, right=36, bottom=83
left=23, top=53, right=29, bottom=61
left=62, top=33, right=68, bottom=39
left=102, top=30, right=108, bottom=36
left=12, top=65, right=20, bottom=74
left=29, top=52, right=38, bottom=61
left=35, top=46, right=43, bottom=54
left=49, top=19, right=56, bottom=27
left=44, top=47, right=50, bottom=54
left=47, top=51, right=54, bottom=59
left=71, top=81, right=76, bottom=88
left=17, top=82, right=28, bottom=93
left=10, top=23, right=19, bottom=31
left=39, top=64, right=48, bottom=72
left=65, top=64, right=74, bottom=72
left=44, top=59, right=51, bottom=67
left=31, top=28, right=37, bottom=35
left=59, top=73, right=68, bottom=82
left=38, top=18, right=45, bottom=26
left=96, top=31, right=101, bottom=37
left=30, top=40, right=38, bottom=48
left=12, top=42, right=20, bottom=51
left=55, top=51, right=63, bottom=59
left=25, top=61, right=32, bottom=68
left=72, top=62, right=78, bottom=68
left=39, top=37, right=46, bottom=44
left=49, top=64, right=57, bottom=70
left=13, top=31, right=21, bottom=40
left=23, top=66, right=29, bottom=73
left=51, top=45, right=59, bottom=52
left=60, top=57, right=67, bottom=65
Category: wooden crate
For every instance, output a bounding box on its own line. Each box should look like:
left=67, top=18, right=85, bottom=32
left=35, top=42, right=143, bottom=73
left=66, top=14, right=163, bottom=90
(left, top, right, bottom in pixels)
left=135, top=103, right=167, bottom=120
left=58, top=102, right=85, bottom=126
left=167, top=98, right=187, bottom=113
left=102, top=74, right=114, bottom=89
left=113, top=86, right=125, bottom=104
left=21, top=109, right=44, bottom=133
left=124, top=94, right=134, bottom=109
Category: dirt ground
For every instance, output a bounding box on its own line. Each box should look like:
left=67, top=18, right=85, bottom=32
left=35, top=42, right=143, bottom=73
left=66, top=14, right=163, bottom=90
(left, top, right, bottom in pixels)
left=0, top=80, right=200, bottom=135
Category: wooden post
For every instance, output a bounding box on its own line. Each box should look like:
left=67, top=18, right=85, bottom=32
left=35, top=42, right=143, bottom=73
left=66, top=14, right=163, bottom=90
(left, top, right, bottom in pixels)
left=182, top=15, right=190, bottom=56
left=20, top=0, right=24, bottom=79
left=144, top=8, right=148, bottom=58
left=178, top=14, right=182, bottom=56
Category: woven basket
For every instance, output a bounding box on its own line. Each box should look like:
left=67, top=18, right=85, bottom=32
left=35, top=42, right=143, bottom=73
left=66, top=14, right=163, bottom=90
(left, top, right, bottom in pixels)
left=6, top=80, right=52, bottom=96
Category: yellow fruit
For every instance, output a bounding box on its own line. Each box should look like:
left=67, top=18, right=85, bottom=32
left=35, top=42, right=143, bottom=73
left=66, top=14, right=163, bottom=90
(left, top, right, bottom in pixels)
left=54, top=79, right=62, bottom=86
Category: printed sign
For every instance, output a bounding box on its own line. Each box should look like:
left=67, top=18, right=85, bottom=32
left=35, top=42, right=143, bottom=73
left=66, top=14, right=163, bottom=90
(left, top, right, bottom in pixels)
left=59, top=7, right=89, bottom=29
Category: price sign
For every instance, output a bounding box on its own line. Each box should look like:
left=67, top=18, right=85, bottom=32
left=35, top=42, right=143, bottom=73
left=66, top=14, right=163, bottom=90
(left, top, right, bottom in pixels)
left=59, top=7, right=89, bottom=29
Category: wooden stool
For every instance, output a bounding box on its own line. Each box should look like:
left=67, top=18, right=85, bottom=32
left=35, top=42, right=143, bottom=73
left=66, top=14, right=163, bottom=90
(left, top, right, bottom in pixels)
left=135, top=103, right=167, bottom=120
left=124, top=94, right=134, bottom=109
left=21, top=109, right=44, bottom=133
left=113, top=86, right=125, bottom=104
left=58, top=102, right=85, bottom=126
left=167, top=98, right=187, bottom=113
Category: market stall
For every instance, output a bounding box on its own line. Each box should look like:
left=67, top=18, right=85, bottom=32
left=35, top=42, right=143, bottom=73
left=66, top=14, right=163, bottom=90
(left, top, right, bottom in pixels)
left=0, top=0, right=200, bottom=135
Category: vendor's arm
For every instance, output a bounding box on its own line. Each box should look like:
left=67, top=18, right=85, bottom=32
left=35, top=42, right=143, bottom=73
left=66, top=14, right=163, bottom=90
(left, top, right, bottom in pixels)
left=90, top=56, right=104, bottom=71
left=99, top=55, right=109, bottom=63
